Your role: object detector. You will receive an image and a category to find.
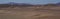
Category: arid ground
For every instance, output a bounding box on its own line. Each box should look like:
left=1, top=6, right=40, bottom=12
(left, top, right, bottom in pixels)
left=0, top=6, right=60, bottom=19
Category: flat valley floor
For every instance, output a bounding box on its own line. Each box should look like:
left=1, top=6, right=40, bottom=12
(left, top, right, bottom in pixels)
left=0, top=7, right=60, bottom=19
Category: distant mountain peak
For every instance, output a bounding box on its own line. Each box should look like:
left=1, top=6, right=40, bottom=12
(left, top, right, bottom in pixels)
left=56, top=2, right=60, bottom=5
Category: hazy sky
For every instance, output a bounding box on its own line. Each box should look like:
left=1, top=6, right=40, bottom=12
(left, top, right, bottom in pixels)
left=0, top=0, right=60, bottom=4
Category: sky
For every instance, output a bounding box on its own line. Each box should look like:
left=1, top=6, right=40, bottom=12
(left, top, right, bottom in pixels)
left=0, top=0, right=60, bottom=4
